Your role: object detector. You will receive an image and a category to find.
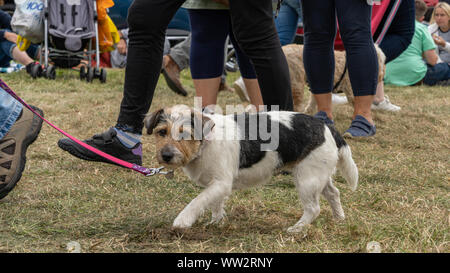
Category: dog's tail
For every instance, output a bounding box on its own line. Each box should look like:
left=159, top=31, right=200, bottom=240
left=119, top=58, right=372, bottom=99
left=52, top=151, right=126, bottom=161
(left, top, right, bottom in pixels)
left=337, top=144, right=358, bottom=191
left=327, top=125, right=358, bottom=191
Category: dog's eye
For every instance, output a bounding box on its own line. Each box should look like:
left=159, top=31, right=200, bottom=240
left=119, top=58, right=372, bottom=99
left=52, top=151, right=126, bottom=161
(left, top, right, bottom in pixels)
left=157, top=129, right=167, bottom=136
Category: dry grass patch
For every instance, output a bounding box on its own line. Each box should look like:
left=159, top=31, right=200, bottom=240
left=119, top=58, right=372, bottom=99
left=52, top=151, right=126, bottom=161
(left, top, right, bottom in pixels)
left=0, top=69, right=448, bottom=253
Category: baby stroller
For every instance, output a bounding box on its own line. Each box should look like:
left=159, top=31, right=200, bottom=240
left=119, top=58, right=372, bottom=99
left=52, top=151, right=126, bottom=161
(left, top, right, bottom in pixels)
left=34, top=0, right=106, bottom=82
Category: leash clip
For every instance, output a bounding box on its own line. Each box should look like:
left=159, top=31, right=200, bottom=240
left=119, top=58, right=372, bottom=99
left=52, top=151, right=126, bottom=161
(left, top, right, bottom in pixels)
left=145, top=166, right=173, bottom=177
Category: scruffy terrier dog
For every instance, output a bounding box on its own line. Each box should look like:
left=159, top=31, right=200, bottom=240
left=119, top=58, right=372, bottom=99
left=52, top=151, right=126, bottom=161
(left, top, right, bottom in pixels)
left=282, top=44, right=386, bottom=113
left=145, top=105, right=358, bottom=233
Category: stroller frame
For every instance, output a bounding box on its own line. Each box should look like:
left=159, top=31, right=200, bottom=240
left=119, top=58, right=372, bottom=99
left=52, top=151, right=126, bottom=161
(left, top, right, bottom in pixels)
left=36, top=0, right=106, bottom=83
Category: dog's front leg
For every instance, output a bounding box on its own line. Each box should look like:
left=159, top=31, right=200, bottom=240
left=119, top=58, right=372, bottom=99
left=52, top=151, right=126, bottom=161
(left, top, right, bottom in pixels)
left=209, top=197, right=228, bottom=225
left=173, top=181, right=232, bottom=228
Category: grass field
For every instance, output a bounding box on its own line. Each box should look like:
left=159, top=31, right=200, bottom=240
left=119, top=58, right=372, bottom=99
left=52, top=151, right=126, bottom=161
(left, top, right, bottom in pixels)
left=0, top=68, right=448, bottom=253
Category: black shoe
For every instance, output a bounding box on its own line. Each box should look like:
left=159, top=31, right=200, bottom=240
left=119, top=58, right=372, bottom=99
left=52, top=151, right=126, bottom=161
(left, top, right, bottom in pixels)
left=57, top=127, right=142, bottom=166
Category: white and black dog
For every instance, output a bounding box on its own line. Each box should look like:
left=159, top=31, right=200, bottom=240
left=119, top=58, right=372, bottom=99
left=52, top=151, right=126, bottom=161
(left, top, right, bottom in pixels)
left=145, top=105, right=358, bottom=233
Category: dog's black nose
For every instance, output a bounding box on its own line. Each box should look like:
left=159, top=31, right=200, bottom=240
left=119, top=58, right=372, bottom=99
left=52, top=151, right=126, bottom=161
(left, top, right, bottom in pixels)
left=161, top=151, right=173, bottom=162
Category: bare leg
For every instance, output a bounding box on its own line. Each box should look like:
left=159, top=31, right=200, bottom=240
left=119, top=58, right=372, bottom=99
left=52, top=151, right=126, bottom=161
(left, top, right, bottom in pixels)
left=11, top=46, right=34, bottom=66
left=373, top=80, right=385, bottom=104
left=353, top=95, right=374, bottom=124
left=243, top=78, right=264, bottom=109
left=313, top=93, right=333, bottom=119
left=194, top=77, right=221, bottom=108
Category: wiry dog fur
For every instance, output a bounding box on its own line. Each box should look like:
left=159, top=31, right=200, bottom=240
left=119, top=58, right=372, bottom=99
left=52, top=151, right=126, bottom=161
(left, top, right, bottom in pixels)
left=145, top=105, right=359, bottom=233
left=282, top=44, right=386, bottom=113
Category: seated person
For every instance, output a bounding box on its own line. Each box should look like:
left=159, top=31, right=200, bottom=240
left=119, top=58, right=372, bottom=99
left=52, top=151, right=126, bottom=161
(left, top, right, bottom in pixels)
left=0, top=9, right=41, bottom=74
left=384, top=0, right=450, bottom=86
left=428, top=2, right=450, bottom=64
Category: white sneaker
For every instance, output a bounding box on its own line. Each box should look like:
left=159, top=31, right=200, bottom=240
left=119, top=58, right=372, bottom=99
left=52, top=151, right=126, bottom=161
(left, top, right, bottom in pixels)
left=332, top=94, right=348, bottom=105
left=371, top=95, right=401, bottom=112
left=232, top=77, right=250, bottom=102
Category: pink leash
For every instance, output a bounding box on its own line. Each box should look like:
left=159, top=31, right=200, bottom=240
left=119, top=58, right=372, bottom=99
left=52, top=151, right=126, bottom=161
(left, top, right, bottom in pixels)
left=0, top=78, right=170, bottom=177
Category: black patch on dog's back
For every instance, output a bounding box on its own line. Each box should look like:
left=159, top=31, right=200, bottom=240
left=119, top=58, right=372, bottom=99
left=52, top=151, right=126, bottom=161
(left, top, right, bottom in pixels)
left=234, top=113, right=267, bottom=169
left=326, top=124, right=347, bottom=149
left=234, top=113, right=327, bottom=169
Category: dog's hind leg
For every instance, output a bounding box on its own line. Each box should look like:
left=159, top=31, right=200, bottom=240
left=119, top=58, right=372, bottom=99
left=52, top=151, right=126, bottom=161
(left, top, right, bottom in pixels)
left=287, top=174, right=322, bottom=233
left=287, top=146, right=337, bottom=233
left=322, top=178, right=345, bottom=221
left=287, top=162, right=330, bottom=233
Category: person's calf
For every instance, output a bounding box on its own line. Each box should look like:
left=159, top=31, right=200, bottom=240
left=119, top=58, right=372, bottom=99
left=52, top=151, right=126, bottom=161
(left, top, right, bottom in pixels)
left=353, top=95, right=374, bottom=125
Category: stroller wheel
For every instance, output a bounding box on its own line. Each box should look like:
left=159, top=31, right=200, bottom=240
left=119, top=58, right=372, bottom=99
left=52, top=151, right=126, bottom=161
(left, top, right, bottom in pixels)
left=80, top=66, right=87, bottom=80
left=30, top=63, right=42, bottom=79
left=46, top=66, right=56, bottom=80
left=99, top=68, right=107, bottom=83
left=86, top=67, right=95, bottom=82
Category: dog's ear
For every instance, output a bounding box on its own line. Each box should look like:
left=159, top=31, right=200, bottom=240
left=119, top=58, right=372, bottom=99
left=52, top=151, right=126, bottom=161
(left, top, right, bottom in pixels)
left=202, top=115, right=215, bottom=140
left=144, top=108, right=164, bottom=135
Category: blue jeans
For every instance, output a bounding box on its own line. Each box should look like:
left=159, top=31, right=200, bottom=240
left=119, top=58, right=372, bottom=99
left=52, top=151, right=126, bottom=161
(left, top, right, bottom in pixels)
left=275, top=0, right=303, bottom=46
left=0, top=88, right=22, bottom=140
left=423, top=63, right=450, bottom=86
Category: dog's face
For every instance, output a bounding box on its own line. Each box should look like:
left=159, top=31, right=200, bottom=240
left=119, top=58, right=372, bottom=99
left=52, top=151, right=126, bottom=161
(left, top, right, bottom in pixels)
left=144, top=105, right=214, bottom=167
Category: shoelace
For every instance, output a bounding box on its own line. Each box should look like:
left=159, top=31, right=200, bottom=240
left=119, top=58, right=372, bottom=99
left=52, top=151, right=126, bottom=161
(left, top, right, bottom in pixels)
left=0, top=78, right=172, bottom=177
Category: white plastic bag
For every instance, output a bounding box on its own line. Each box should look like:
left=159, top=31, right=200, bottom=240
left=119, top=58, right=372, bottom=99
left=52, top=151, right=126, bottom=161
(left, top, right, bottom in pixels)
left=11, top=0, right=44, bottom=44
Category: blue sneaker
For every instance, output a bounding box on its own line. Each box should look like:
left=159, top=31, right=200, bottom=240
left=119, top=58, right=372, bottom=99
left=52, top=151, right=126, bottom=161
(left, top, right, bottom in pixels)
left=343, top=115, right=376, bottom=138
left=314, top=111, right=334, bottom=126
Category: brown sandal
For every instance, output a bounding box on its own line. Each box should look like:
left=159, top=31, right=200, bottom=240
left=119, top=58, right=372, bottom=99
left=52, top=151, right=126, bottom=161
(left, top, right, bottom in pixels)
left=0, top=106, right=43, bottom=199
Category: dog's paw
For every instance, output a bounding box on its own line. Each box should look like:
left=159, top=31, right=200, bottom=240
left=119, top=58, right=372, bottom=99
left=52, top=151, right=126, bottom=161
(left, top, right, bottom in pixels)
left=333, top=212, right=345, bottom=221
left=173, top=215, right=195, bottom=229
left=207, top=214, right=226, bottom=226
left=286, top=224, right=309, bottom=234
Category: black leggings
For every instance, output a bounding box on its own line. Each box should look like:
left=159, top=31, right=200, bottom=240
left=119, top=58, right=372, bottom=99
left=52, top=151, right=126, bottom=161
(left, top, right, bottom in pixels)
left=117, top=0, right=293, bottom=133
left=302, top=0, right=378, bottom=96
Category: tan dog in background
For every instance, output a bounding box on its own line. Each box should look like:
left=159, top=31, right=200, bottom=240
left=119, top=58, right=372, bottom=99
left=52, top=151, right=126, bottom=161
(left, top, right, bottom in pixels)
left=282, top=44, right=386, bottom=113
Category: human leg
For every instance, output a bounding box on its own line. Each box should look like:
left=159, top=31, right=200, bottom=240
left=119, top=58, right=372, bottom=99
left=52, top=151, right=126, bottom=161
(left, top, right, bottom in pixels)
left=168, top=34, right=191, bottom=71
left=302, top=0, right=336, bottom=119
left=162, top=34, right=191, bottom=96
left=117, top=0, right=185, bottom=131
left=188, top=9, right=230, bottom=108
left=229, top=0, right=293, bottom=111
left=377, top=0, right=415, bottom=63
left=58, top=0, right=185, bottom=165
left=371, top=80, right=401, bottom=112
left=336, top=0, right=378, bottom=128
left=423, top=63, right=450, bottom=86
left=0, top=89, right=43, bottom=199
left=0, top=90, right=22, bottom=140
left=275, top=1, right=300, bottom=46
left=228, top=23, right=263, bottom=108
